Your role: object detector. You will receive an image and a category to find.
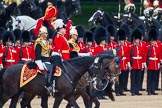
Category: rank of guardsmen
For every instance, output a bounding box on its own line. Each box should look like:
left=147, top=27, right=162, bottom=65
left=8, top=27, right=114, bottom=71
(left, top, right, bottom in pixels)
left=0, top=0, right=162, bottom=97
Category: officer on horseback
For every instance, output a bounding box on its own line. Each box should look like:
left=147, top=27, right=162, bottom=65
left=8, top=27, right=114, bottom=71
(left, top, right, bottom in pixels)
left=34, top=26, right=57, bottom=94
left=143, top=0, right=153, bottom=17
left=124, top=0, right=136, bottom=14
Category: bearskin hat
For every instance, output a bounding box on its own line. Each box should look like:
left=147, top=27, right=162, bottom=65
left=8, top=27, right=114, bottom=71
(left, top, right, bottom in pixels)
left=0, top=27, right=6, bottom=40
left=2, top=31, right=15, bottom=45
left=13, top=29, right=21, bottom=41
left=106, top=24, right=116, bottom=37
left=94, top=26, right=107, bottom=45
left=117, top=29, right=126, bottom=41
left=131, top=28, right=142, bottom=41
left=70, top=51, right=79, bottom=59
left=148, top=27, right=158, bottom=41
left=84, top=30, right=94, bottom=43
left=48, top=0, right=57, bottom=5
left=21, top=31, right=31, bottom=42
left=120, top=24, right=131, bottom=38
left=75, top=25, right=85, bottom=38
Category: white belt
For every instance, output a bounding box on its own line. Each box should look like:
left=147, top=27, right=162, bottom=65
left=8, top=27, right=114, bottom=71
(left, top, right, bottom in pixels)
left=0, top=53, right=3, bottom=57
left=21, top=58, right=31, bottom=61
left=132, top=56, right=142, bottom=59
left=6, top=60, right=15, bottom=62
left=149, top=57, right=158, bottom=60
left=121, top=57, right=127, bottom=60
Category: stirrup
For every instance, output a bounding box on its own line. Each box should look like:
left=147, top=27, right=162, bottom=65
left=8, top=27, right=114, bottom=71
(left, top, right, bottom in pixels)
left=44, top=86, right=53, bottom=94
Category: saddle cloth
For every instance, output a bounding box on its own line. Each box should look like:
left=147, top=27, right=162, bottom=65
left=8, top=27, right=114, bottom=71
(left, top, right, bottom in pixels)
left=20, top=64, right=40, bottom=88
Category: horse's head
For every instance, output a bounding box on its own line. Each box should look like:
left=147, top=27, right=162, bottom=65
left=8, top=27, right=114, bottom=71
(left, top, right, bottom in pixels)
left=71, top=0, right=82, bottom=16
left=88, top=9, right=104, bottom=26
left=88, top=55, right=121, bottom=91
left=11, top=16, right=24, bottom=30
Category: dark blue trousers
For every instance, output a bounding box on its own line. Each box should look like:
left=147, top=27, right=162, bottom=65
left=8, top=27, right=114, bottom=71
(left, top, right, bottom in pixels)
left=147, top=70, right=159, bottom=93
left=130, top=69, right=141, bottom=93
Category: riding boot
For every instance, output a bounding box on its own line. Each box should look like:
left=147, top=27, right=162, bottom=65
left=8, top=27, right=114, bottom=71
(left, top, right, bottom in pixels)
left=44, top=72, right=53, bottom=94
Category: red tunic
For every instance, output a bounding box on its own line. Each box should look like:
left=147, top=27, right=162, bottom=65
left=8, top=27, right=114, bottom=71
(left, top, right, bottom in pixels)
left=107, top=41, right=117, bottom=50
left=116, top=44, right=130, bottom=70
left=93, top=45, right=107, bottom=56
left=78, top=42, right=85, bottom=53
left=146, top=43, right=161, bottom=70
left=0, top=45, right=5, bottom=65
left=53, top=34, right=70, bottom=60
left=20, top=45, right=34, bottom=62
left=130, top=43, right=145, bottom=70
left=3, top=47, right=17, bottom=67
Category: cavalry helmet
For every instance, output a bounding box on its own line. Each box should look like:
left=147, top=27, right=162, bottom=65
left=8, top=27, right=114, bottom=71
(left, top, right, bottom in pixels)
left=39, top=26, right=48, bottom=35
left=153, top=0, right=159, bottom=6
left=53, top=19, right=65, bottom=30
left=70, top=27, right=78, bottom=36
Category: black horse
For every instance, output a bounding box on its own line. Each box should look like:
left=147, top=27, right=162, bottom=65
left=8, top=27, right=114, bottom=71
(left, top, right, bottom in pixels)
left=0, top=54, right=118, bottom=108
left=88, top=9, right=113, bottom=27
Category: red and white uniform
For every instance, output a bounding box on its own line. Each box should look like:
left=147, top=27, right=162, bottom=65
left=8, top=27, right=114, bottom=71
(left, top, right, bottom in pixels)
left=93, top=45, right=107, bottom=56
left=3, top=46, right=17, bottom=67
left=78, top=42, right=86, bottom=53
left=146, top=42, right=161, bottom=70
left=0, top=44, right=5, bottom=68
left=53, top=34, right=70, bottom=60
left=84, top=46, right=94, bottom=55
left=130, top=42, right=145, bottom=70
left=107, top=41, right=117, bottom=50
left=117, top=44, right=130, bottom=70
left=14, top=45, right=21, bottom=64
left=20, top=45, right=34, bottom=62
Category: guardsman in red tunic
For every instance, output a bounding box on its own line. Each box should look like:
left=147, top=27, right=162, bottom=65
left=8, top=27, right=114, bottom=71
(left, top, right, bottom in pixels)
left=146, top=28, right=161, bottom=95
left=33, top=0, right=58, bottom=37
left=93, top=26, right=107, bottom=56
left=130, top=28, right=145, bottom=96
left=120, top=24, right=132, bottom=91
left=83, top=30, right=94, bottom=55
left=20, top=31, right=33, bottom=62
left=53, top=19, right=70, bottom=60
left=76, top=25, right=86, bottom=53
left=2, top=31, right=16, bottom=67
left=137, top=25, right=147, bottom=91
left=13, top=29, right=21, bottom=64
left=106, top=24, right=117, bottom=50
left=0, top=27, right=5, bottom=70
left=116, top=29, right=130, bottom=96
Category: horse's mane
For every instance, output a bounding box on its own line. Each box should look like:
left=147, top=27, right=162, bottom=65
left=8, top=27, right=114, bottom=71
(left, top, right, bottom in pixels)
left=103, top=11, right=113, bottom=25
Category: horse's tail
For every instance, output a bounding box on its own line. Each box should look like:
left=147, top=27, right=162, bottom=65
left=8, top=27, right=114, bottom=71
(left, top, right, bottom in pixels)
left=0, top=68, right=7, bottom=99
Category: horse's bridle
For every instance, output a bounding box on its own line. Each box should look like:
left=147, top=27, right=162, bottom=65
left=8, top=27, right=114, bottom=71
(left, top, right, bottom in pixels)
left=88, top=56, right=121, bottom=91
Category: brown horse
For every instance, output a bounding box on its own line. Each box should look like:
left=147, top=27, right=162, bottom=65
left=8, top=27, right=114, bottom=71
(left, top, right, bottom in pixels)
left=0, top=55, right=118, bottom=108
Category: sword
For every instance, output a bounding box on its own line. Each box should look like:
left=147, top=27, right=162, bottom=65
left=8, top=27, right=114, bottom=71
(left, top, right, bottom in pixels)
left=140, top=0, right=144, bottom=16
left=117, top=0, right=121, bottom=31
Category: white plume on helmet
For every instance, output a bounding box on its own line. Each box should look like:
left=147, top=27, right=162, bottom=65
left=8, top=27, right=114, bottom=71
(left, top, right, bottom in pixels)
left=70, top=27, right=78, bottom=36
left=153, top=0, right=159, bottom=6
left=39, top=26, right=47, bottom=35
left=143, top=0, right=149, bottom=6
left=53, top=19, right=65, bottom=30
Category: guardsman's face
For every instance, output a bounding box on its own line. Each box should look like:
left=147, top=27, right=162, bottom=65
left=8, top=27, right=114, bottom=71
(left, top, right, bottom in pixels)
left=87, top=41, right=92, bottom=46
left=78, top=37, right=83, bottom=42
left=59, top=28, right=66, bottom=35
left=124, top=0, right=130, bottom=4
left=41, top=32, right=48, bottom=39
